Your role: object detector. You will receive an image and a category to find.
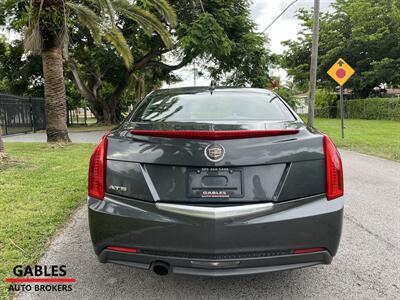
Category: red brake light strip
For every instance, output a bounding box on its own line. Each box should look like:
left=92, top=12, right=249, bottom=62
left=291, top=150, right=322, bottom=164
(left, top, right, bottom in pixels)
left=293, top=247, right=325, bottom=254
left=106, top=246, right=138, bottom=253
left=130, top=129, right=300, bottom=140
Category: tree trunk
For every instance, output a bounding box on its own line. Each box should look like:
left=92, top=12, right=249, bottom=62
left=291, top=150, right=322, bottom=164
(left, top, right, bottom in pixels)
left=89, top=103, right=105, bottom=124
left=85, top=99, right=119, bottom=125
left=0, top=126, right=6, bottom=160
left=102, top=103, right=118, bottom=125
left=42, top=47, right=71, bottom=143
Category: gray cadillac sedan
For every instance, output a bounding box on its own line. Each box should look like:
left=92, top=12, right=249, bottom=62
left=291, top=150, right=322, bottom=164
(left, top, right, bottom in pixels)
left=88, top=87, right=344, bottom=276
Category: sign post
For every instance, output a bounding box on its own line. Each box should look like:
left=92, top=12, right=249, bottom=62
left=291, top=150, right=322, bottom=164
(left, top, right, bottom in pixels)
left=339, top=86, right=344, bottom=139
left=327, top=58, right=355, bottom=139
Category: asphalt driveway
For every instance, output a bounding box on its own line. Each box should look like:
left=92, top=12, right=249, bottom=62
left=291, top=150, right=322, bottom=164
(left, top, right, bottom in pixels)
left=16, top=150, right=400, bottom=299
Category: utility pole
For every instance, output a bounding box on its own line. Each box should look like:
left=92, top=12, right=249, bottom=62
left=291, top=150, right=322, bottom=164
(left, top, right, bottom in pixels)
left=307, top=0, right=320, bottom=127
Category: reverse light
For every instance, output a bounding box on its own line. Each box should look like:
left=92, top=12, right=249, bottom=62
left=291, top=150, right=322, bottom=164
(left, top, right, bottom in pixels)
left=324, top=135, right=344, bottom=200
left=293, top=247, right=325, bottom=254
left=130, top=129, right=300, bottom=140
left=88, top=136, right=108, bottom=200
left=106, top=246, right=138, bottom=253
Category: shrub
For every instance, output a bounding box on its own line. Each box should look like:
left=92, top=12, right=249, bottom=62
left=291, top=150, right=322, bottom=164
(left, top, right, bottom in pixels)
left=342, top=98, right=400, bottom=121
left=315, top=89, right=338, bottom=118
left=275, top=87, right=299, bottom=109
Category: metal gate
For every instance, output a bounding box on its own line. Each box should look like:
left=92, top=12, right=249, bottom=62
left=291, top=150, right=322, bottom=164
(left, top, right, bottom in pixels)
left=0, top=93, right=46, bottom=135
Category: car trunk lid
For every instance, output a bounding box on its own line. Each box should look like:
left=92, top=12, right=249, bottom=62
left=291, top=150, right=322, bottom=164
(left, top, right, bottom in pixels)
left=105, top=121, right=325, bottom=203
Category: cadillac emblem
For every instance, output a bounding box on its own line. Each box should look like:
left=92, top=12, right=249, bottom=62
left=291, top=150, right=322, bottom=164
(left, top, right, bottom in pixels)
left=205, top=144, right=225, bottom=162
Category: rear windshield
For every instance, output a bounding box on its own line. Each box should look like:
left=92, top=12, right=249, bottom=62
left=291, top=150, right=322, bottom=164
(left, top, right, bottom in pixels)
left=132, top=91, right=296, bottom=122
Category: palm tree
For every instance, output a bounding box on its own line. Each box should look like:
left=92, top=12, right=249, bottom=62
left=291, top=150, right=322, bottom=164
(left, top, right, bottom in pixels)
left=2, top=0, right=176, bottom=143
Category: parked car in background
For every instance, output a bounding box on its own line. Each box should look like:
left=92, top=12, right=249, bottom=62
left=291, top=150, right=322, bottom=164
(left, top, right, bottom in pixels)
left=88, top=87, right=344, bottom=276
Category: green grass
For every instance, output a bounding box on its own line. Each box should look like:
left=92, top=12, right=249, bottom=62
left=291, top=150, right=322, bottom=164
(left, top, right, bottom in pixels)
left=0, top=143, right=95, bottom=299
left=309, top=118, right=400, bottom=161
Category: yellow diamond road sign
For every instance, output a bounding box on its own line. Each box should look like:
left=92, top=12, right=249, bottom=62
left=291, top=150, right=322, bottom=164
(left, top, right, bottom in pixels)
left=327, top=58, right=355, bottom=86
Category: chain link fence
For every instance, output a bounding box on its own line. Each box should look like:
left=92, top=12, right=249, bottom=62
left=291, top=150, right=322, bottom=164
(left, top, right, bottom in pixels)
left=0, top=93, right=46, bottom=135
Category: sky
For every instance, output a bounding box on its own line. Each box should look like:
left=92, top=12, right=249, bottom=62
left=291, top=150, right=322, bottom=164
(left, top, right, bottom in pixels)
left=0, top=0, right=336, bottom=88
left=167, top=0, right=335, bottom=88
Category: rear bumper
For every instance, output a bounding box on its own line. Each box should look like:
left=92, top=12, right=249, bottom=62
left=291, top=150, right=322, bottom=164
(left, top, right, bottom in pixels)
left=88, top=194, right=344, bottom=276
left=99, top=249, right=332, bottom=276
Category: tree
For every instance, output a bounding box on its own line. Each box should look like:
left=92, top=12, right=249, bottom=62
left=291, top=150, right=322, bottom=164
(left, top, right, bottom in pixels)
left=281, top=0, right=400, bottom=98
left=2, top=0, right=272, bottom=125
left=1, top=0, right=176, bottom=141
left=266, top=77, right=299, bottom=109
left=0, top=38, right=44, bottom=96
left=68, top=0, right=272, bottom=123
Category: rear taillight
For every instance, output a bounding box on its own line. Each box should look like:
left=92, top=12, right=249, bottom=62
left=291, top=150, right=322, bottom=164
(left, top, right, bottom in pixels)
left=88, top=136, right=108, bottom=200
left=324, top=135, right=344, bottom=200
